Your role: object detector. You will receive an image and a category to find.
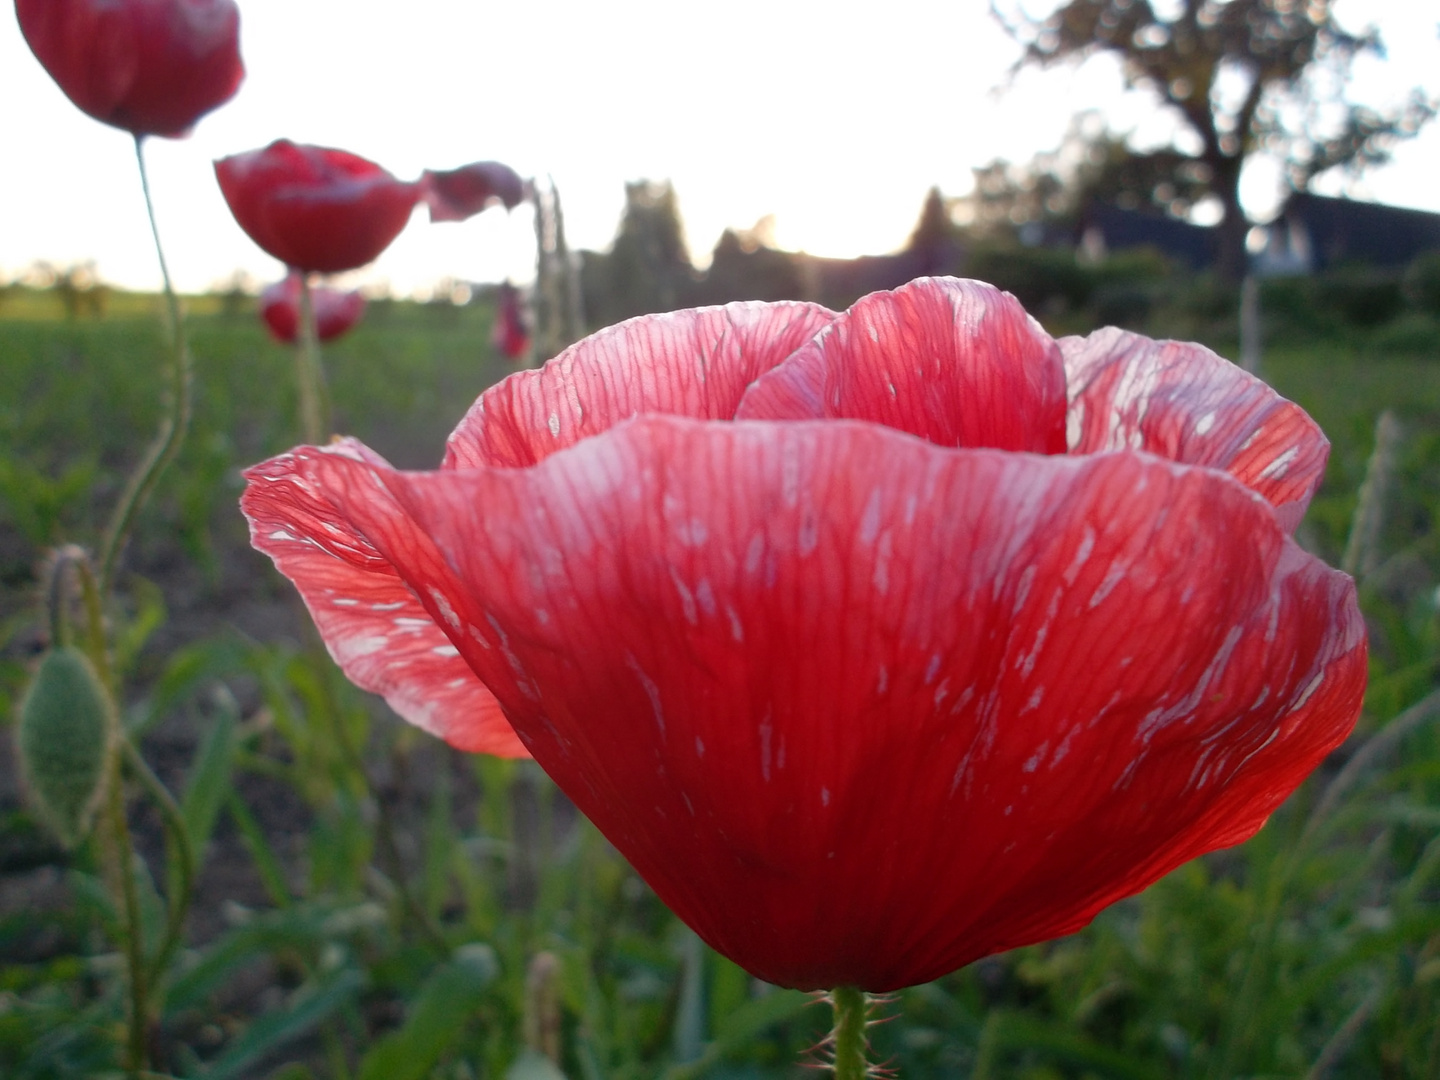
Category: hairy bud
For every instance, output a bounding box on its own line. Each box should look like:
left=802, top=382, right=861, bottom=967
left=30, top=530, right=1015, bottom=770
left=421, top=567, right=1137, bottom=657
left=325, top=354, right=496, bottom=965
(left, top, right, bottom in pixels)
left=17, top=647, right=113, bottom=847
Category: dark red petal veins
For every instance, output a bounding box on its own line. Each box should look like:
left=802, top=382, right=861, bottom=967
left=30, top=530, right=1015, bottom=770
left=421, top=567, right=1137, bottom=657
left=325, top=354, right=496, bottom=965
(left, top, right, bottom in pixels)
left=735, top=277, right=1068, bottom=453
left=314, top=417, right=1364, bottom=991
left=240, top=442, right=527, bottom=758
left=1062, top=328, right=1330, bottom=531
left=441, top=301, right=836, bottom=469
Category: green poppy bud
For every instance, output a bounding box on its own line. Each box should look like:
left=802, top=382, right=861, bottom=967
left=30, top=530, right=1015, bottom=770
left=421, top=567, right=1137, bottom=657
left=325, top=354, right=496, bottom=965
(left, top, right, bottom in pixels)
left=17, top=647, right=113, bottom=848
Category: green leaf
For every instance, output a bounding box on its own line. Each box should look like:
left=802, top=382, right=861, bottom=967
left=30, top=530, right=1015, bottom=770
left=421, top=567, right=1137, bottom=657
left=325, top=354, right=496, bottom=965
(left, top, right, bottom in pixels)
left=226, top=791, right=292, bottom=908
left=181, top=693, right=239, bottom=856
left=164, top=903, right=346, bottom=1013
left=975, top=1009, right=1166, bottom=1080
left=423, top=754, right=456, bottom=920
left=128, top=634, right=250, bottom=737
left=110, top=575, right=166, bottom=680
left=672, top=929, right=705, bottom=1064
left=202, top=966, right=363, bottom=1080
left=357, top=945, right=499, bottom=1080
left=660, top=988, right=813, bottom=1080
left=506, top=1048, right=569, bottom=1080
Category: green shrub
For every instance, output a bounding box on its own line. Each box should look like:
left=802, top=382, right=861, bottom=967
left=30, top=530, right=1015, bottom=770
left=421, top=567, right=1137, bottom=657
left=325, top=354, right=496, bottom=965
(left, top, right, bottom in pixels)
left=1402, top=250, right=1440, bottom=315
left=1315, top=264, right=1407, bottom=327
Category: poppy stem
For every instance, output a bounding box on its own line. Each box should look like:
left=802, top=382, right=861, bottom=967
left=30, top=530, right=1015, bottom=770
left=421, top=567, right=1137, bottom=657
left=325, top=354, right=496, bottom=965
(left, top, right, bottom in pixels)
left=97, top=135, right=194, bottom=598
left=295, top=273, right=330, bottom=444
left=829, top=986, right=871, bottom=1079
left=101, top=714, right=150, bottom=1076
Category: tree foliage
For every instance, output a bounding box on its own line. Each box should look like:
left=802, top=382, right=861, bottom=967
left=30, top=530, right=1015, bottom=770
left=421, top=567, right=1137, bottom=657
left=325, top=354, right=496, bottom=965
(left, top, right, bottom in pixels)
left=994, top=0, right=1436, bottom=278
left=959, top=113, right=1211, bottom=245
left=580, top=180, right=696, bottom=326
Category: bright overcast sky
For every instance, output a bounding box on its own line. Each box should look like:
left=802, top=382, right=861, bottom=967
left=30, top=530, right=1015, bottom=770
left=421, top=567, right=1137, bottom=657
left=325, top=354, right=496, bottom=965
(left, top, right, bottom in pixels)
left=2, top=0, right=1436, bottom=296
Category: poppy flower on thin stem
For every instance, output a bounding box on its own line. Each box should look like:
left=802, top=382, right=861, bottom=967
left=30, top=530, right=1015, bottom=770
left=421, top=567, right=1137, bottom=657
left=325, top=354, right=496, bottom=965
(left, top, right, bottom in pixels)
left=215, top=143, right=528, bottom=275
left=17, top=0, right=241, bottom=592
left=242, top=277, right=1366, bottom=1074
left=214, top=140, right=415, bottom=442
left=215, top=140, right=420, bottom=275
left=16, top=0, right=244, bottom=137
left=261, top=273, right=365, bottom=345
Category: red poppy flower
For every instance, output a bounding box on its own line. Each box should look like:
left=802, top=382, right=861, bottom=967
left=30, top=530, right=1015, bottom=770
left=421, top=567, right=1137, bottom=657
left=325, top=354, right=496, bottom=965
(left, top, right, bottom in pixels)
left=16, top=0, right=244, bottom=137
left=491, top=282, right=530, bottom=361
left=215, top=140, right=419, bottom=274
left=260, top=274, right=366, bottom=344
left=241, top=278, right=1366, bottom=992
left=421, top=162, right=527, bottom=223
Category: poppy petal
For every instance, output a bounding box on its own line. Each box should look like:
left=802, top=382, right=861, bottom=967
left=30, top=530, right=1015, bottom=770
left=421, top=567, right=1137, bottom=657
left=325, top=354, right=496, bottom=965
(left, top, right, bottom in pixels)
left=18, top=0, right=243, bottom=137
left=442, top=301, right=836, bottom=469
left=301, top=417, right=1364, bottom=991
left=1061, top=328, right=1329, bottom=531
left=735, top=278, right=1068, bottom=453
left=240, top=441, right=527, bottom=758
left=421, top=162, right=527, bottom=222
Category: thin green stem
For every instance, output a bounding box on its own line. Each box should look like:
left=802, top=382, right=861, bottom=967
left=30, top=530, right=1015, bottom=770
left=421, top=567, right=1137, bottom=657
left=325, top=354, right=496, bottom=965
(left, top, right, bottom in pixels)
left=295, top=273, right=329, bottom=444
left=73, top=555, right=113, bottom=690
left=45, top=544, right=85, bottom=648
left=123, top=740, right=195, bottom=990
left=98, top=136, right=193, bottom=598
left=830, top=987, right=869, bottom=1080
left=105, top=752, right=149, bottom=1077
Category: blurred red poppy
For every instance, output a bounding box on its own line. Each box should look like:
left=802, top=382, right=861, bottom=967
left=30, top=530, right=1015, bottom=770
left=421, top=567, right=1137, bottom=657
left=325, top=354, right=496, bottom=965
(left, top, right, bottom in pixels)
left=421, top=162, right=526, bottom=223
left=241, top=277, right=1366, bottom=992
left=16, top=0, right=243, bottom=137
left=215, top=140, right=419, bottom=274
left=260, top=274, right=366, bottom=344
left=491, top=282, right=530, bottom=361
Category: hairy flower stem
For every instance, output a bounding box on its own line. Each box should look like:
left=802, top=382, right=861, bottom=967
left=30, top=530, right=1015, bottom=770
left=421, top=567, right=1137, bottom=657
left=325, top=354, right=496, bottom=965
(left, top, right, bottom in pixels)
left=104, top=733, right=149, bottom=1077
left=98, top=136, right=194, bottom=598
left=830, top=987, right=870, bottom=1080
left=67, top=553, right=148, bottom=1076
left=295, top=274, right=330, bottom=444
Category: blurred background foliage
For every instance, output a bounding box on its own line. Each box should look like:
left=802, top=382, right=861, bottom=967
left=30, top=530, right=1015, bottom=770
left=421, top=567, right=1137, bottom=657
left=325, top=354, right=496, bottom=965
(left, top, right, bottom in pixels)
left=2, top=160, right=1440, bottom=1077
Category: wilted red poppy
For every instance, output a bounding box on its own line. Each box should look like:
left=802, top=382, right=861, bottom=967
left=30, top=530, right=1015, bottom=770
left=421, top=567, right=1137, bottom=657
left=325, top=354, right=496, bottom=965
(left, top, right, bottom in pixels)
left=241, top=277, right=1366, bottom=992
left=421, top=161, right=526, bottom=223
left=491, top=282, right=530, bottom=361
left=215, top=140, right=419, bottom=274
left=260, top=273, right=366, bottom=344
left=17, top=0, right=243, bottom=137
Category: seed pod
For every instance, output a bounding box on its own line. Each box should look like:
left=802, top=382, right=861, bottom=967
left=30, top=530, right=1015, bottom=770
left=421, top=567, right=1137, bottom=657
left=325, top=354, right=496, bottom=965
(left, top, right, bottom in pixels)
left=17, top=647, right=113, bottom=848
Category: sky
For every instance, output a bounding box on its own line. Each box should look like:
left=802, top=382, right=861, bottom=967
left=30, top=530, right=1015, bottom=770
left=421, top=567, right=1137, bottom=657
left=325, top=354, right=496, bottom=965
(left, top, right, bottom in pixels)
left=2, top=0, right=1437, bottom=297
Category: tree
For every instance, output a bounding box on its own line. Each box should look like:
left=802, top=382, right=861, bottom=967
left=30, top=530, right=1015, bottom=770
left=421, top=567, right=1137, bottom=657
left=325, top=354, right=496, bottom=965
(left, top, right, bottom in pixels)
left=580, top=180, right=696, bottom=325
left=963, top=116, right=1215, bottom=231
left=995, top=0, right=1436, bottom=280
left=904, top=187, right=966, bottom=276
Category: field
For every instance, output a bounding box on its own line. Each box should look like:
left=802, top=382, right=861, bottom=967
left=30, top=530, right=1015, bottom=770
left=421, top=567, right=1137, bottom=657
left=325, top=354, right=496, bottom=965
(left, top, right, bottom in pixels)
left=1, top=284, right=1438, bottom=1080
